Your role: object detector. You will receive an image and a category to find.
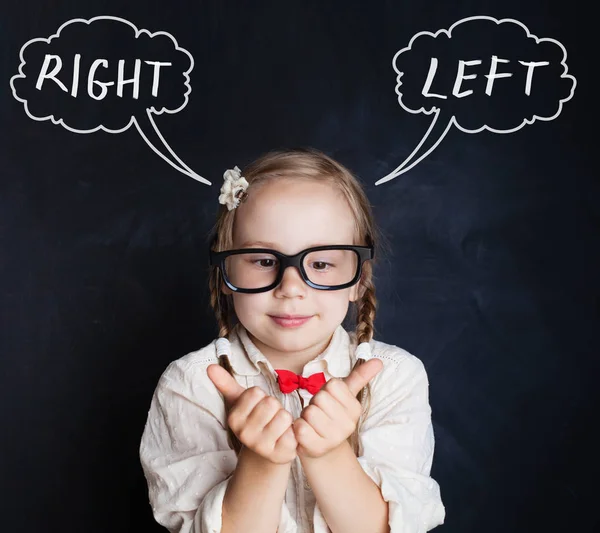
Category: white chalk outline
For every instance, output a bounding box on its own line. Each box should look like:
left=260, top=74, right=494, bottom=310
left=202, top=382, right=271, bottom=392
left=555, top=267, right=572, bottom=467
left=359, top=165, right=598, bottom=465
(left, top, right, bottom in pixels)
left=9, top=15, right=210, bottom=186
left=376, top=15, right=577, bottom=185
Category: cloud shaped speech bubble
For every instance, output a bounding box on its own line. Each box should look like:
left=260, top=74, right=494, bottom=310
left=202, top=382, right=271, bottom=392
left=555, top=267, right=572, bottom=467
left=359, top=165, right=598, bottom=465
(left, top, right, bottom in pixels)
left=10, top=16, right=209, bottom=185
left=376, top=16, right=576, bottom=185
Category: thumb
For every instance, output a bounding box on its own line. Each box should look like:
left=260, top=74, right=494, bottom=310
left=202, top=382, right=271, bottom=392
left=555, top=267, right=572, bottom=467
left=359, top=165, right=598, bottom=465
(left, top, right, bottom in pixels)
left=206, top=364, right=246, bottom=407
left=343, top=358, right=384, bottom=397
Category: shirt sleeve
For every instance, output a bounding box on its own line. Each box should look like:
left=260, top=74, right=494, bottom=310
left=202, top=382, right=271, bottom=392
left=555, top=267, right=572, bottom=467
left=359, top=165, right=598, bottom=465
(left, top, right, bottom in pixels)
left=139, top=357, right=298, bottom=533
left=313, top=352, right=446, bottom=533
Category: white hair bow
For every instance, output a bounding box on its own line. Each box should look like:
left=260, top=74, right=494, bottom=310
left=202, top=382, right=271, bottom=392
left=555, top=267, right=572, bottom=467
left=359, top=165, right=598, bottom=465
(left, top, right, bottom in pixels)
left=218, top=166, right=249, bottom=211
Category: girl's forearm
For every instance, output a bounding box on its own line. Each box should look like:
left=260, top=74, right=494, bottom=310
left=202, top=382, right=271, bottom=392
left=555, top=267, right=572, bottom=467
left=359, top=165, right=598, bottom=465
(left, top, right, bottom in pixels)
left=222, top=446, right=292, bottom=533
left=300, top=440, right=390, bottom=533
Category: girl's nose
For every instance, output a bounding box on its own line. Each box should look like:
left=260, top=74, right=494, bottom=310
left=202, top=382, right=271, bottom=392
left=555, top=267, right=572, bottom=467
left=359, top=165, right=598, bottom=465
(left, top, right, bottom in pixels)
left=274, top=266, right=307, bottom=298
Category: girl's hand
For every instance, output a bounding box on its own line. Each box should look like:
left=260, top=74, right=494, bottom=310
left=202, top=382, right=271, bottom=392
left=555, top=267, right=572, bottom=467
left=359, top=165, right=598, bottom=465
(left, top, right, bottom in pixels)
left=207, top=364, right=298, bottom=465
left=292, top=358, right=384, bottom=459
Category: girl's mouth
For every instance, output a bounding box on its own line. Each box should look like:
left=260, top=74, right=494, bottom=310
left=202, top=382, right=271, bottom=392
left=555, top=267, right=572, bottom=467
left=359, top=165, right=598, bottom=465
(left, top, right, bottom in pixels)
left=269, top=315, right=313, bottom=328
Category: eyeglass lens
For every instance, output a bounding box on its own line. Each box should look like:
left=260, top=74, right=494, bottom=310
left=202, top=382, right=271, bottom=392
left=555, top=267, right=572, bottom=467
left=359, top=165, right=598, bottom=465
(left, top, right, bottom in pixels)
left=224, top=249, right=359, bottom=289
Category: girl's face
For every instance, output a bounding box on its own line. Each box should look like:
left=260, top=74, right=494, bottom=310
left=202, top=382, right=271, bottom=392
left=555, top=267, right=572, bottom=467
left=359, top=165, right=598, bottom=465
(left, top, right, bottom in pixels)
left=223, top=178, right=362, bottom=369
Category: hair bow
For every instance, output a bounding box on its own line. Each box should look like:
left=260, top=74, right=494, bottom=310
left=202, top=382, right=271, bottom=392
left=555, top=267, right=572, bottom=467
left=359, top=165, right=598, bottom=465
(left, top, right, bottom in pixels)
left=218, top=166, right=249, bottom=211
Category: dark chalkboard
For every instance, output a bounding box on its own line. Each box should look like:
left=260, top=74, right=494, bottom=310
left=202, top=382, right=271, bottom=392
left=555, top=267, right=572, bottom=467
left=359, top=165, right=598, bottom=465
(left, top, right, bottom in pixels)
left=2, top=1, right=597, bottom=532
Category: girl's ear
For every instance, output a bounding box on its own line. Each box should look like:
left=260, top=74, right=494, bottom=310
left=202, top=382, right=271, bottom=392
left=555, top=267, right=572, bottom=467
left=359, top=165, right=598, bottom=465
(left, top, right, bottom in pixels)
left=351, top=263, right=372, bottom=302
left=222, top=281, right=233, bottom=295
left=349, top=276, right=365, bottom=303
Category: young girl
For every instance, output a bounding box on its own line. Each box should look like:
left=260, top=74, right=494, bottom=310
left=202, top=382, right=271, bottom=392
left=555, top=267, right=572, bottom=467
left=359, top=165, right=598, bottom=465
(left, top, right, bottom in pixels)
left=139, top=148, right=446, bottom=533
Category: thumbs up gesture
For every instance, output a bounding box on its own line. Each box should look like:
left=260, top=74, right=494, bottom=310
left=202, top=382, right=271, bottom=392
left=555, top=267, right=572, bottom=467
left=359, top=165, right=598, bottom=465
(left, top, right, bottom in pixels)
left=206, top=364, right=298, bottom=465
left=292, top=358, right=384, bottom=460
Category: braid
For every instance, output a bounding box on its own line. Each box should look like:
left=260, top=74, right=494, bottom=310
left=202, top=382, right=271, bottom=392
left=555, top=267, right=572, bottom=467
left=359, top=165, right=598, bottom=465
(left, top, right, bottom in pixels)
left=209, top=268, right=244, bottom=456
left=348, top=265, right=377, bottom=457
left=209, top=268, right=232, bottom=338
left=355, top=270, right=376, bottom=344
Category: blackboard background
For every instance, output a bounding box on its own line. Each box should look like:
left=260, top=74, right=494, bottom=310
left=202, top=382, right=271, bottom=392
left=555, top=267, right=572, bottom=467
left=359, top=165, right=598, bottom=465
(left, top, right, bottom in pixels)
left=1, top=1, right=598, bottom=532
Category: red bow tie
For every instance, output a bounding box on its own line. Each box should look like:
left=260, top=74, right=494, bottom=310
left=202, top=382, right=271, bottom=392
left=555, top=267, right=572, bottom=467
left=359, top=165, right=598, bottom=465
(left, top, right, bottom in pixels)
left=274, top=369, right=326, bottom=395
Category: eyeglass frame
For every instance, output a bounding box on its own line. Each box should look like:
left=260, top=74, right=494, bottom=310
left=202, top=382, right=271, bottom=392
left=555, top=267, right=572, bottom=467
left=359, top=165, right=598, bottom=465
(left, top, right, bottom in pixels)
left=209, top=244, right=374, bottom=293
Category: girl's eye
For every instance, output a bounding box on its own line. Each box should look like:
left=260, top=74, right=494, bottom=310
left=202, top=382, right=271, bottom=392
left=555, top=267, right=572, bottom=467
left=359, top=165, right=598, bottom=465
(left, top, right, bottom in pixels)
left=311, top=261, right=333, bottom=271
left=252, top=258, right=277, bottom=268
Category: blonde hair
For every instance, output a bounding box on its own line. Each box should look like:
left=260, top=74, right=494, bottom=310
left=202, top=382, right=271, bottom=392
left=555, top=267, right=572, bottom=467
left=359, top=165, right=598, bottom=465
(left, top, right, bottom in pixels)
left=207, top=147, right=385, bottom=457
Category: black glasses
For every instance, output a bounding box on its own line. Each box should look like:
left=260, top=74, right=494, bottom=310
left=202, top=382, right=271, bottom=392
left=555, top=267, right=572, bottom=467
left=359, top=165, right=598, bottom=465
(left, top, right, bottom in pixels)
left=209, top=245, right=374, bottom=293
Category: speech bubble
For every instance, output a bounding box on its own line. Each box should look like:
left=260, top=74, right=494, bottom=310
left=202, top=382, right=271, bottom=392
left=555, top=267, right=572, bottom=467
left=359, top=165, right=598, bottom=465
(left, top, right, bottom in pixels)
left=376, top=16, right=577, bottom=185
left=9, top=16, right=209, bottom=185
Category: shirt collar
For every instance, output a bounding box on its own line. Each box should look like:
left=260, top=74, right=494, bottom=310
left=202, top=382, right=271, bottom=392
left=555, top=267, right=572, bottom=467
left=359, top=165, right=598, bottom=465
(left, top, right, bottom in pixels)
left=224, top=323, right=362, bottom=378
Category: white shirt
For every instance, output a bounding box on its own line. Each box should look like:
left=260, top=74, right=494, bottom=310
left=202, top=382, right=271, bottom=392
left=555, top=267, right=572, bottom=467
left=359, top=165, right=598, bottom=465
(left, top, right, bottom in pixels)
left=139, top=324, right=446, bottom=533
